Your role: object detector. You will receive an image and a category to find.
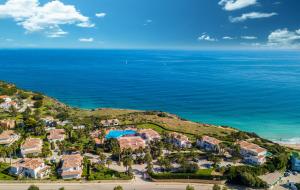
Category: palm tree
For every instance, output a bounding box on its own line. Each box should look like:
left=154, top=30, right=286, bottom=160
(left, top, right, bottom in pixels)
left=122, top=155, right=133, bottom=172
left=113, top=185, right=123, bottom=190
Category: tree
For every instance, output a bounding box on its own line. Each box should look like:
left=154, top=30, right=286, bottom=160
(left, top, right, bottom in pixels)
left=186, top=185, right=195, bottom=190
left=33, top=100, right=43, bottom=108
left=122, top=155, right=133, bottom=172
left=113, top=185, right=123, bottom=190
left=19, top=92, right=30, bottom=99
left=31, top=94, right=44, bottom=101
left=27, top=185, right=39, bottom=190
left=9, top=105, right=17, bottom=117
left=213, top=184, right=221, bottom=190
left=144, top=151, right=153, bottom=163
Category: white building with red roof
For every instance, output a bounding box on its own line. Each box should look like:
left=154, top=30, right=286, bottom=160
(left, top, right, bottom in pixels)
left=0, top=95, right=18, bottom=110
left=168, top=132, right=191, bottom=148
left=47, top=129, right=65, bottom=142
left=100, top=119, right=120, bottom=127
left=238, top=141, right=267, bottom=165
left=197, top=135, right=221, bottom=152
left=10, top=158, right=50, bottom=179
left=118, top=136, right=146, bottom=151
left=0, top=130, right=20, bottom=146
left=138, top=129, right=161, bottom=142
left=21, top=138, right=43, bottom=157
left=60, top=154, right=83, bottom=179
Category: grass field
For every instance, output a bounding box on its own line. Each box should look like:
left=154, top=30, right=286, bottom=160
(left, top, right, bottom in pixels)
left=0, top=163, right=15, bottom=180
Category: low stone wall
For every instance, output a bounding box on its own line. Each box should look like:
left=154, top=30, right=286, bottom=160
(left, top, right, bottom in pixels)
left=150, top=177, right=225, bottom=185
left=0, top=179, right=133, bottom=183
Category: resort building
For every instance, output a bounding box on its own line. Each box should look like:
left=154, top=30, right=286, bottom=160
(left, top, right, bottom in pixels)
left=118, top=136, right=146, bottom=150
left=42, top=116, right=57, bottom=128
left=60, top=154, right=83, bottom=179
left=291, top=152, right=300, bottom=172
left=197, top=135, right=221, bottom=152
left=21, top=138, right=43, bottom=157
left=47, top=129, right=65, bottom=142
left=0, top=96, right=18, bottom=110
left=0, top=95, right=11, bottom=102
left=10, top=158, right=50, bottom=179
left=237, top=141, right=267, bottom=165
left=0, top=119, right=16, bottom=129
left=73, top=125, right=85, bottom=130
left=168, top=132, right=191, bottom=148
left=0, top=130, right=20, bottom=146
left=138, top=129, right=161, bottom=142
left=90, top=130, right=104, bottom=145
left=100, top=119, right=120, bottom=127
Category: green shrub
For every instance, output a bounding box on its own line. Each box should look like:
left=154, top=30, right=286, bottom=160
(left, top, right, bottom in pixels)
left=27, top=185, right=39, bottom=190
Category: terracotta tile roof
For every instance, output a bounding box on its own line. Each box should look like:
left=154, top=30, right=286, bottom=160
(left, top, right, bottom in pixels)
left=139, top=129, right=161, bottom=140
left=61, top=154, right=83, bottom=169
left=12, top=158, right=44, bottom=170
left=61, top=170, right=82, bottom=177
left=0, top=95, right=9, bottom=99
left=90, top=130, right=103, bottom=138
left=21, top=138, right=43, bottom=150
left=0, top=130, right=17, bottom=140
left=47, top=129, right=65, bottom=140
left=118, top=136, right=146, bottom=150
left=238, top=141, right=267, bottom=154
left=202, top=135, right=221, bottom=145
left=169, top=132, right=189, bottom=142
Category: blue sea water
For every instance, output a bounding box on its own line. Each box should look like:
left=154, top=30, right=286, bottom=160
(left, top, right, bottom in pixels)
left=105, top=130, right=137, bottom=139
left=0, top=49, right=300, bottom=143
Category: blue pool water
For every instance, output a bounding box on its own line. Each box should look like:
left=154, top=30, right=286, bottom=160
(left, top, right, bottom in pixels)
left=105, top=130, right=137, bottom=139
left=0, top=49, right=300, bottom=143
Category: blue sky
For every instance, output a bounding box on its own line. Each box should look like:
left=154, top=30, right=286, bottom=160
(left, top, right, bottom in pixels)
left=0, top=0, right=299, bottom=49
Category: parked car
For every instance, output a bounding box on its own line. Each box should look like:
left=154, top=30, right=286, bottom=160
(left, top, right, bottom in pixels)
left=284, top=172, right=290, bottom=177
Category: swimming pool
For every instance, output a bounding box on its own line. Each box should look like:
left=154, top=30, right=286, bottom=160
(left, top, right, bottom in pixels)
left=105, top=130, right=137, bottom=139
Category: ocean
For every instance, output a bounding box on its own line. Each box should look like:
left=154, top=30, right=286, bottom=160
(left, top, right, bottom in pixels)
left=0, top=49, right=300, bottom=143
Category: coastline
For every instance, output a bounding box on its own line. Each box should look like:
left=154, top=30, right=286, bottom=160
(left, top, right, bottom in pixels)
left=279, top=143, right=300, bottom=151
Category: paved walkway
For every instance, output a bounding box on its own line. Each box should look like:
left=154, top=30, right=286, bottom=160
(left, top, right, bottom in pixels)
left=0, top=182, right=214, bottom=190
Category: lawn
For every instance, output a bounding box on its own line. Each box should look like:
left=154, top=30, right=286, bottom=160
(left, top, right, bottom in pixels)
left=85, top=164, right=132, bottom=180
left=196, top=168, right=213, bottom=176
left=0, top=162, right=15, bottom=180
left=136, top=123, right=165, bottom=134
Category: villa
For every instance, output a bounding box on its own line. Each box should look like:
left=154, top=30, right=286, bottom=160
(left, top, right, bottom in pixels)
left=238, top=141, right=267, bottom=165
left=42, top=116, right=57, bottom=128
left=47, top=129, right=65, bottom=142
left=0, top=96, right=18, bottom=110
left=0, top=130, right=20, bottom=146
left=138, top=129, right=161, bottom=142
left=90, top=130, right=104, bottom=145
left=10, top=158, right=50, bottom=179
left=73, top=125, right=85, bottom=130
left=0, top=119, right=16, bottom=129
left=60, top=154, right=83, bottom=179
left=197, top=135, right=221, bottom=152
left=291, top=152, right=300, bottom=172
left=118, top=136, right=146, bottom=150
left=168, top=132, right=191, bottom=148
left=100, top=119, right=120, bottom=127
left=21, top=138, right=43, bottom=157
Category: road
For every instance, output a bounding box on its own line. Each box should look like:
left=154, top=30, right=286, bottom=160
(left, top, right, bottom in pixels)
left=0, top=182, right=214, bottom=190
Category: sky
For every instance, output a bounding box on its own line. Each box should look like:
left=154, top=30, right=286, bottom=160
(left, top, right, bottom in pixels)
left=0, top=0, right=299, bottom=49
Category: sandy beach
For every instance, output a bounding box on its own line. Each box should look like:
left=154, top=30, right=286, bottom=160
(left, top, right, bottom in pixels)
left=280, top=143, right=300, bottom=151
